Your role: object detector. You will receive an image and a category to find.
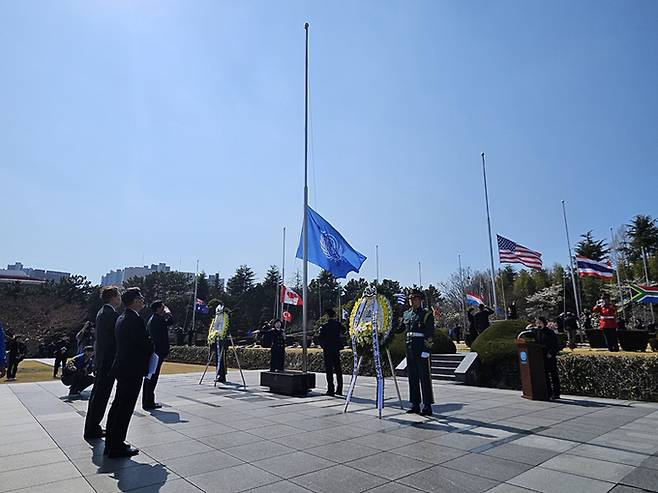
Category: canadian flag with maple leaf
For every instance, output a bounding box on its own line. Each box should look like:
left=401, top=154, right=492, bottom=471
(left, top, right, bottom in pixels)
left=280, top=285, right=303, bottom=306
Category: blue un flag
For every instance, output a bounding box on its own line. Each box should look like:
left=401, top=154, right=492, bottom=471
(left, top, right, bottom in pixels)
left=296, top=206, right=367, bottom=279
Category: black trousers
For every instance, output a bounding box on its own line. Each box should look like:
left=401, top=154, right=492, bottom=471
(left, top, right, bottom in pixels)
left=142, top=359, right=164, bottom=408
left=603, top=328, right=619, bottom=352
left=270, top=346, right=285, bottom=371
left=53, top=355, right=67, bottom=377
left=105, top=375, right=142, bottom=451
left=7, top=355, right=19, bottom=379
left=70, top=374, right=94, bottom=394
left=323, top=349, right=342, bottom=394
left=406, top=341, right=433, bottom=410
left=545, top=356, right=561, bottom=398
left=84, top=368, right=115, bottom=436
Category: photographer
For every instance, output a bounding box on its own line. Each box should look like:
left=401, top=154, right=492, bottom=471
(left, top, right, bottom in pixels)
left=62, top=346, right=95, bottom=396
left=592, top=295, right=619, bottom=352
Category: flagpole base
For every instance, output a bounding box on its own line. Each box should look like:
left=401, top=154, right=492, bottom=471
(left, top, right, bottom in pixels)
left=260, top=370, right=315, bottom=396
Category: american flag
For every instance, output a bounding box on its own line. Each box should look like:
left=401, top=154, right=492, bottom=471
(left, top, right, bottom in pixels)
left=497, top=235, right=543, bottom=270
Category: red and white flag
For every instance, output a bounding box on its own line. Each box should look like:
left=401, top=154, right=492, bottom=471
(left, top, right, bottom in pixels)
left=281, top=285, right=303, bottom=306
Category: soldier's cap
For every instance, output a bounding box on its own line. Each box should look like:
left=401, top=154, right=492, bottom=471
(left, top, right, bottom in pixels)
left=409, top=289, right=424, bottom=299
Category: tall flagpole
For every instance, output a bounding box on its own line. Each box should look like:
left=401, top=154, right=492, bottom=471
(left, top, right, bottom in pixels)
left=458, top=254, right=467, bottom=331
left=302, top=22, right=309, bottom=373
left=191, top=259, right=199, bottom=340
left=481, top=153, right=498, bottom=313
left=418, top=261, right=422, bottom=288
left=641, top=246, right=655, bottom=323
left=376, top=244, right=380, bottom=284
left=561, top=200, right=581, bottom=319
left=277, top=227, right=286, bottom=320
left=610, top=227, right=625, bottom=317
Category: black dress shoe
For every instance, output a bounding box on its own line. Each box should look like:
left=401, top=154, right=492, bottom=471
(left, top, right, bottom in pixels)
left=420, top=408, right=433, bottom=416
left=406, top=407, right=421, bottom=414
left=324, top=391, right=335, bottom=397
left=143, top=403, right=162, bottom=410
left=107, top=446, right=139, bottom=459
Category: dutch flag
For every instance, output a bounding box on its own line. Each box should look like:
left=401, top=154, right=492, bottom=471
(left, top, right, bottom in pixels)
left=466, top=292, right=485, bottom=306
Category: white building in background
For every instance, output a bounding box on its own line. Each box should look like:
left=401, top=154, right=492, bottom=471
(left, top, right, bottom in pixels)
left=101, top=263, right=172, bottom=286
left=4, top=262, right=70, bottom=283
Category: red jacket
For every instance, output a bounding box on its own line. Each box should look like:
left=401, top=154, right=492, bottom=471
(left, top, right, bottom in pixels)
left=593, top=304, right=617, bottom=329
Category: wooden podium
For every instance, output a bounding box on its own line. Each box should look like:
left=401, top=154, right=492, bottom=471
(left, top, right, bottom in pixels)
left=516, top=338, right=548, bottom=401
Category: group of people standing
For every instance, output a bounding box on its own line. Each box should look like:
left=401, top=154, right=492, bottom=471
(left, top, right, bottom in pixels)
left=83, top=286, right=171, bottom=458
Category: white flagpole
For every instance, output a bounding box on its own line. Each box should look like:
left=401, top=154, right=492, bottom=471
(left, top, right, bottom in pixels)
left=418, top=261, right=422, bottom=288
left=561, top=200, right=581, bottom=319
left=481, top=153, right=499, bottom=314
left=641, top=246, right=655, bottom=323
left=191, top=259, right=199, bottom=342
left=278, top=226, right=286, bottom=320
left=458, top=254, right=467, bottom=330
left=610, top=227, right=625, bottom=317
left=302, top=22, right=309, bottom=373
left=376, top=244, right=380, bottom=284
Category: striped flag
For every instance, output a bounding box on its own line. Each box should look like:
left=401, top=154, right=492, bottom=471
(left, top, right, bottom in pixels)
left=576, top=256, right=614, bottom=280
left=497, top=235, right=543, bottom=270
left=466, top=292, right=484, bottom=306
left=394, top=293, right=406, bottom=305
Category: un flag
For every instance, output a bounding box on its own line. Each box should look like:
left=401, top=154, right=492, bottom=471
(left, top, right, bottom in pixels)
left=296, top=207, right=367, bottom=279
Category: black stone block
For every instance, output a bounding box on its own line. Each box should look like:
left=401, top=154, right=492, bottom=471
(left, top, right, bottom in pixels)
left=260, top=370, right=315, bottom=396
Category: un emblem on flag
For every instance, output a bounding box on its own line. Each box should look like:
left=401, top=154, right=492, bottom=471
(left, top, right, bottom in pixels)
left=320, top=230, right=342, bottom=261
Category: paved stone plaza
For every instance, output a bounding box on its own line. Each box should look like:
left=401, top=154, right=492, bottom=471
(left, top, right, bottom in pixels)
left=1, top=370, right=658, bottom=493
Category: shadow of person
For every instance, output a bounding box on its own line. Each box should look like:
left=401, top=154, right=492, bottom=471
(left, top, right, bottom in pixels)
left=116, top=463, right=169, bottom=492
left=148, top=409, right=189, bottom=424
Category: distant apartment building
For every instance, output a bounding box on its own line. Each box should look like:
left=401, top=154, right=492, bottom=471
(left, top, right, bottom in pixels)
left=4, top=262, right=70, bottom=283
left=101, top=263, right=172, bottom=286
left=208, top=273, right=226, bottom=291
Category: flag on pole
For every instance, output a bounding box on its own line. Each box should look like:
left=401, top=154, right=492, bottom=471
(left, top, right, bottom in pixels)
left=195, top=298, right=209, bottom=314
left=281, top=285, right=303, bottom=306
left=629, top=284, right=658, bottom=304
left=576, top=256, right=614, bottom=280
left=497, top=235, right=543, bottom=270
left=342, top=308, right=349, bottom=320
left=282, top=310, right=292, bottom=323
left=466, top=292, right=484, bottom=306
left=296, top=206, right=367, bottom=279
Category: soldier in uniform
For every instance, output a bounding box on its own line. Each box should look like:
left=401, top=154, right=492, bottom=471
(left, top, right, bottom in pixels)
left=384, top=289, right=434, bottom=415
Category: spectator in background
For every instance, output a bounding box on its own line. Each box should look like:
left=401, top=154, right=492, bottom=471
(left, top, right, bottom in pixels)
left=582, top=309, right=593, bottom=331
left=474, top=304, right=494, bottom=336
left=142, top=300, right=172, bottom=410
left=563, top=312, right=578, bottom=349
left=6, top=334, right=26, bottom=381
left=84, top=286, right=121, bottom=440
left=175, top=326, right=185, bottom=346
left=617, top=317, right=627, bottom=331
left=76, top=321, right=95, bottom=353
left=466, top=307, right=476, bottom=345
left=316, top=308, right=344, bottom=397
left=0, top=321, right=6, bottom=379
left=63, top=346, right=95, bottom=396
left=593, top=295, right=619, bottom=352
left=53, top=335, right=70, bottom=378
left=507, top=302, right=518, bottom=320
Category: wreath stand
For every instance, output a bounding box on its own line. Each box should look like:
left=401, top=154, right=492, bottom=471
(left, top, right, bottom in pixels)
left=199, top=331, right=246, bottom=388
left=343, top=289, right=403, bottom=419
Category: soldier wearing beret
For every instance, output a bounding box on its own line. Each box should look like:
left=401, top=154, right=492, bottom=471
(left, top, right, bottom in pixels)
left=384, top=289, right=434, bottom=415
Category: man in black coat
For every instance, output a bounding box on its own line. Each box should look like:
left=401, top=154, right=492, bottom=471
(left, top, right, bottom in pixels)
left=473, top=304, right=494, bottom=335
left=142, top=300, right=171, bottom=410
left=84, top=286, right=121, bottom=439
left=105, top=287, right=153, bottom=458
left=317, top=308, right=345, bottom=397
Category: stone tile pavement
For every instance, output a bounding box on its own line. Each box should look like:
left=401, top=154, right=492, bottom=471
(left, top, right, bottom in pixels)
left=1, top=370, right=657, bottom=492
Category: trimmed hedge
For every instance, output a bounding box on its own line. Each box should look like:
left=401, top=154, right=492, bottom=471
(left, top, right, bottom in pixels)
left=558, top=353, right=658, bottom=401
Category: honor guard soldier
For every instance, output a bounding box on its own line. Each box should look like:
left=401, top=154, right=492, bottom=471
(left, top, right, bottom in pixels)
left=384, top=289, right=434, bottom=415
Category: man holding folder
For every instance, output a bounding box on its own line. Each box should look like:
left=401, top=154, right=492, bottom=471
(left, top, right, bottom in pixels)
left=105, top=287, right=154, bottom=458
left=143, top=300, right=171, bottom=410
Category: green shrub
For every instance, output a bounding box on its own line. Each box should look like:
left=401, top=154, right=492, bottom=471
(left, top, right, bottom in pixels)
left=558, top=353, right=658, bottom=401
left=471, top=320, right=529, bottom=365
left=618, top=331, right=650, bottom=352
left=431, top=328, right=457, bottom=354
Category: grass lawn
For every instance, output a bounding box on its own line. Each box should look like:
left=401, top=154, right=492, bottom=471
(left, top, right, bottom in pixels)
left=1, top=360, right=208, bottom=385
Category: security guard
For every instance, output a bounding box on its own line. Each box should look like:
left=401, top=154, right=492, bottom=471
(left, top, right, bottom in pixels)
left=384, top=289, right=434, bottom=415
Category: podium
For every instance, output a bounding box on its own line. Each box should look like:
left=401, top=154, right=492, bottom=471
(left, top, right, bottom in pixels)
left=516, top=338, right=548, bottom=401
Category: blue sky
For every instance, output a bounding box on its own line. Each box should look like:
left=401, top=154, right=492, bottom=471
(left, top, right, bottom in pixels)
left=1, top=1, right=656, bottom=286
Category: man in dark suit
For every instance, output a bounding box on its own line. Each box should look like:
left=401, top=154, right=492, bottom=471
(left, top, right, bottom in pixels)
left=316, top=308, right=345, bottom=397
left=142, top=300, right=171, bottom=410
left=105, top=287, right=153, bottom=458
left=84, top=286, right=121, bottom=439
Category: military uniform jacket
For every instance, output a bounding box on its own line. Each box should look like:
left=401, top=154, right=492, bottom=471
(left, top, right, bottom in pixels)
left=389, top=307, right=434, bottom=355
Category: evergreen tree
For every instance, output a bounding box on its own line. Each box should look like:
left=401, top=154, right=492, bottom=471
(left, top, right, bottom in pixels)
left=196, top=272, right=210, bottom=302
left=575, top=231, right=609, bottom=261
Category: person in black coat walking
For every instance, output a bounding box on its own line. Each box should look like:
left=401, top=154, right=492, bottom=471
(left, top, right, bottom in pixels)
left=6, top=334, right=26, bottom=381
left=84, top=286, right=121, bottom=439
left=105, top=288, right=154, bottom=458
left=142, top=300, right=172, bottom=410
left=317, top=308, right=345, bottom=396
left=52, top=336, right=70, bottom=378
